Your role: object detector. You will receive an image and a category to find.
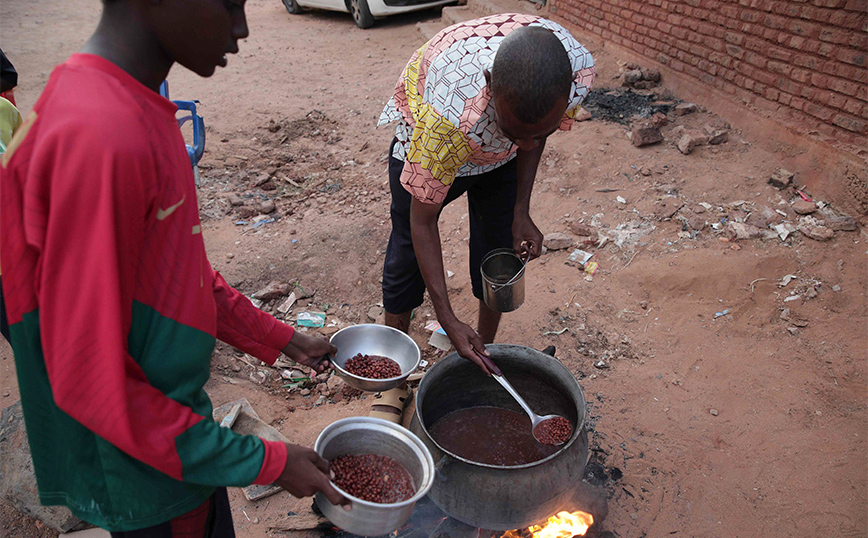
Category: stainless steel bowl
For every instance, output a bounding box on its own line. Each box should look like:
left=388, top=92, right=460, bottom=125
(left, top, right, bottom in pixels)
left=314, top=417, right=435, bottom=536
left=329, top=324, right=421, bottom=392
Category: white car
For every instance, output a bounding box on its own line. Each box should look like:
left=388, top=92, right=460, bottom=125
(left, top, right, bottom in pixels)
left=281, top=0, right=456, bottom=29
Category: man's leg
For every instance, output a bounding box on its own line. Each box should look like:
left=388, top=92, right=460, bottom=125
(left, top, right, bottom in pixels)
left=465, top=160, right=519, bottom=343
left=376, top=140, right=427, bottom=423
left=385, top=311, right=411, bottom=333
left=477, top=299, right=502, bottom=344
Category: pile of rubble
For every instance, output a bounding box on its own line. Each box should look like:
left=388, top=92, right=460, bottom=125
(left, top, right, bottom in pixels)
left=617, top=62, right=662, bottom=90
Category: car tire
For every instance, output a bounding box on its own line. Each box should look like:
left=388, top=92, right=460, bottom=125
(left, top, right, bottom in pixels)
left=350, top=0, right=374, bottom=29
left=282, top=0, right=303, bottom=14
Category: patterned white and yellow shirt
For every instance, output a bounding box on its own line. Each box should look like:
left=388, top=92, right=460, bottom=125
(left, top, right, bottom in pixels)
left=378, top=13, right=595, bottom=205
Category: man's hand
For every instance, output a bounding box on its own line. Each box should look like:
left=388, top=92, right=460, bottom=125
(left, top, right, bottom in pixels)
left=512, top=212, right=543, bottom=261
left=442, top=318, right=495, bottom=376
left=275, top=444, right=349, bottom=508
left=281, top=331, right=337, bottom=373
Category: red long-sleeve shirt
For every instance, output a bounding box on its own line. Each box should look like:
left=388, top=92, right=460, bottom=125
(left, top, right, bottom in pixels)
left=0, top=54, right=293, bottom=531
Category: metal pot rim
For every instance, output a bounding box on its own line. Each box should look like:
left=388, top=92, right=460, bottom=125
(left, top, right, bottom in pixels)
left=328, top=324, right=422, bottom=390
left=315, top=416, right=435, bottom=507
left=416, top=344, right=587, bottom=469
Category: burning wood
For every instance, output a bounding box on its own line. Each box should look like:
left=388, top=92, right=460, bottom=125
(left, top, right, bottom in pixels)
left=501, top=511, right=594, bottom=538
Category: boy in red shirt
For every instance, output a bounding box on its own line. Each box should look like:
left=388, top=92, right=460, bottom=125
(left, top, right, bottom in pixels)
left=0, top=1, right=347, bottom=536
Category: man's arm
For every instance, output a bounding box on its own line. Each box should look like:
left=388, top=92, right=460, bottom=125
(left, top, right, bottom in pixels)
left=409, top=198, right=493, bottom=374
left=512, top=139, right=546, bottom=260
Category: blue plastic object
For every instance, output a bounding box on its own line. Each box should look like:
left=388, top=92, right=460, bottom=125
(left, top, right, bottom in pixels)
left=160, top=81, right=205, bottom=186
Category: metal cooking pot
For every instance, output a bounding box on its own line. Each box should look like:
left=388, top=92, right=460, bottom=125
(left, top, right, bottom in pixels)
left=409, top=345, right=588, bottom=531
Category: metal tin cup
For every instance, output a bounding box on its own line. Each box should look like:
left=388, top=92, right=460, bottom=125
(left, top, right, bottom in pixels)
left=481, top=248, right=525, bottom=313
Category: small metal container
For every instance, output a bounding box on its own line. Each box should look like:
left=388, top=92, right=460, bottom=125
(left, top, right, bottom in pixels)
left=315, top=417, right=435, bottom=536
left=329, top=324, right=421, bottom=392
left=481, top=248, right=525, bottom=312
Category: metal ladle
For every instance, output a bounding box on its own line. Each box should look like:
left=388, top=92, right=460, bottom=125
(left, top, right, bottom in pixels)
left=478, top=353, right=569, bottom=446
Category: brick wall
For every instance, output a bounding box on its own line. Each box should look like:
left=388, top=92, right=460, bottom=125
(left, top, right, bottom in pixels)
left=550, top=0, right=868, bottom=152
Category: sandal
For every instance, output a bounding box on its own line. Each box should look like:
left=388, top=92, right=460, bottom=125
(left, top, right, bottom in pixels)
left=369, top=385, right=413, bottom=424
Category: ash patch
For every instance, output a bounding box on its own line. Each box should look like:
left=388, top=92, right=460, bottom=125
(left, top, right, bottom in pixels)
left=583, top=88, right=674, bottom=125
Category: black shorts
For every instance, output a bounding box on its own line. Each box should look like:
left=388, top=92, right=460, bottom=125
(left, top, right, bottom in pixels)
left=109, top=487, right=234, bottom=538
left=382, top=139, right=518, bottom=314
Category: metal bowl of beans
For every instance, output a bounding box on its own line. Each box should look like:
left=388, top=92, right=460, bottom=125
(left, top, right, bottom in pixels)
left=328, top=324, right=421, bottom=392
left=315, top=416, right=435, bottom=536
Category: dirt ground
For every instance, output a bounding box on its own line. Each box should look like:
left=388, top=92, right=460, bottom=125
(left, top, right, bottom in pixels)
left=1, top=1, right=866, bottom=537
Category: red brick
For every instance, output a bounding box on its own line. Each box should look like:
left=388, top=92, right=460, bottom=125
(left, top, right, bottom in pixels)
left=721, top=4, right=740, bottom=18
left=818, top=28, right=852, bottom=44
left=851, top=33, right=868, bottom=50
left=667, top=13, right=685, bottom=25
left=829, top=76, right=861, bottom=95
left=745, top=51, right=768, bottom=67
left=812, top=73, right=830, bottom=88
left=768, top=46, right=794, bottom=62
left=805, top=102, right=835, bottom=120
left=791, top=67, right=812, bottom=82
left=700, top=72, right=716, bottom=85
left=779, top=92, right=793, bottom=106
left=698, top=59, right=719, bottom=75
left=773, top=1, right=802, bottom=17
left=754, top=69, right=779, bottom=86
left=765, top=87, right=781, bottom=100
left=832, top=113, right=867, bottom=132
left=837, top=49, right=868, bottom=66
left=740, top=10, right=761, bottom=22
left=672, top=26, right=689, bottom=38
left=828, top=92, right=849, bottom=109
left=736, top=61, right=756, bottom=76
left=767, top=60, right=793, bottom=76
left=788, top=36, right=806, bottom=49
left=811, top=0, right=848, bottom=7
left=818, top=42, right=836, bottom=57
left=709, top=51, right=735, bottom=67
left=844, top=0, right=867, bottom=9
left=790, top=96, right=808, bottom=111
left=790, top=19, right=823, bottom=38
left=830, top=9, right=866, bottom=29
left=763, top=13, right=789, bottom=29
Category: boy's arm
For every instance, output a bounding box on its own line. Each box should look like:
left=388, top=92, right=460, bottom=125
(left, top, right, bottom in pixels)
left=211, top=269, right=294, bottom=365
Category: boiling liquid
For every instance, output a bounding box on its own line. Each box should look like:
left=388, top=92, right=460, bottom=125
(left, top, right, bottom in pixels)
left=428, top=406, right=560, bottom=466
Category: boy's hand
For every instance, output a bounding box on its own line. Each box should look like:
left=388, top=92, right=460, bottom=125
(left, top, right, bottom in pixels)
left=282, top=331, right=337, bottom=373
left=275, top=444, right=349, bottom=508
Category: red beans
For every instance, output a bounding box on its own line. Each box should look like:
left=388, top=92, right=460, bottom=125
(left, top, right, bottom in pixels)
left=344, top=354, right=402, bottom=379
left=330, top=454, right=415, bottom=503
left=533, top=416, right=572, bottom=446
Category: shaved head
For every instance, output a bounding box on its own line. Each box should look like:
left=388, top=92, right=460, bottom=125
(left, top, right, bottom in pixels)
left=490, top=26, right=573, bottom=124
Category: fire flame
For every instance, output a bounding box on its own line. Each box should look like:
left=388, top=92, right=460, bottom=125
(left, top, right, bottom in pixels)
left=502, top=511, right=594, bottom=538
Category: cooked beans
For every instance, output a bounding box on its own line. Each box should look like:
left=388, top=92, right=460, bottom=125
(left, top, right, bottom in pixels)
left=344, top=353, right=402, bottom=379
left=330, top=454, right=415, bottom=503
left=533, top=416, right=572, bottom=446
